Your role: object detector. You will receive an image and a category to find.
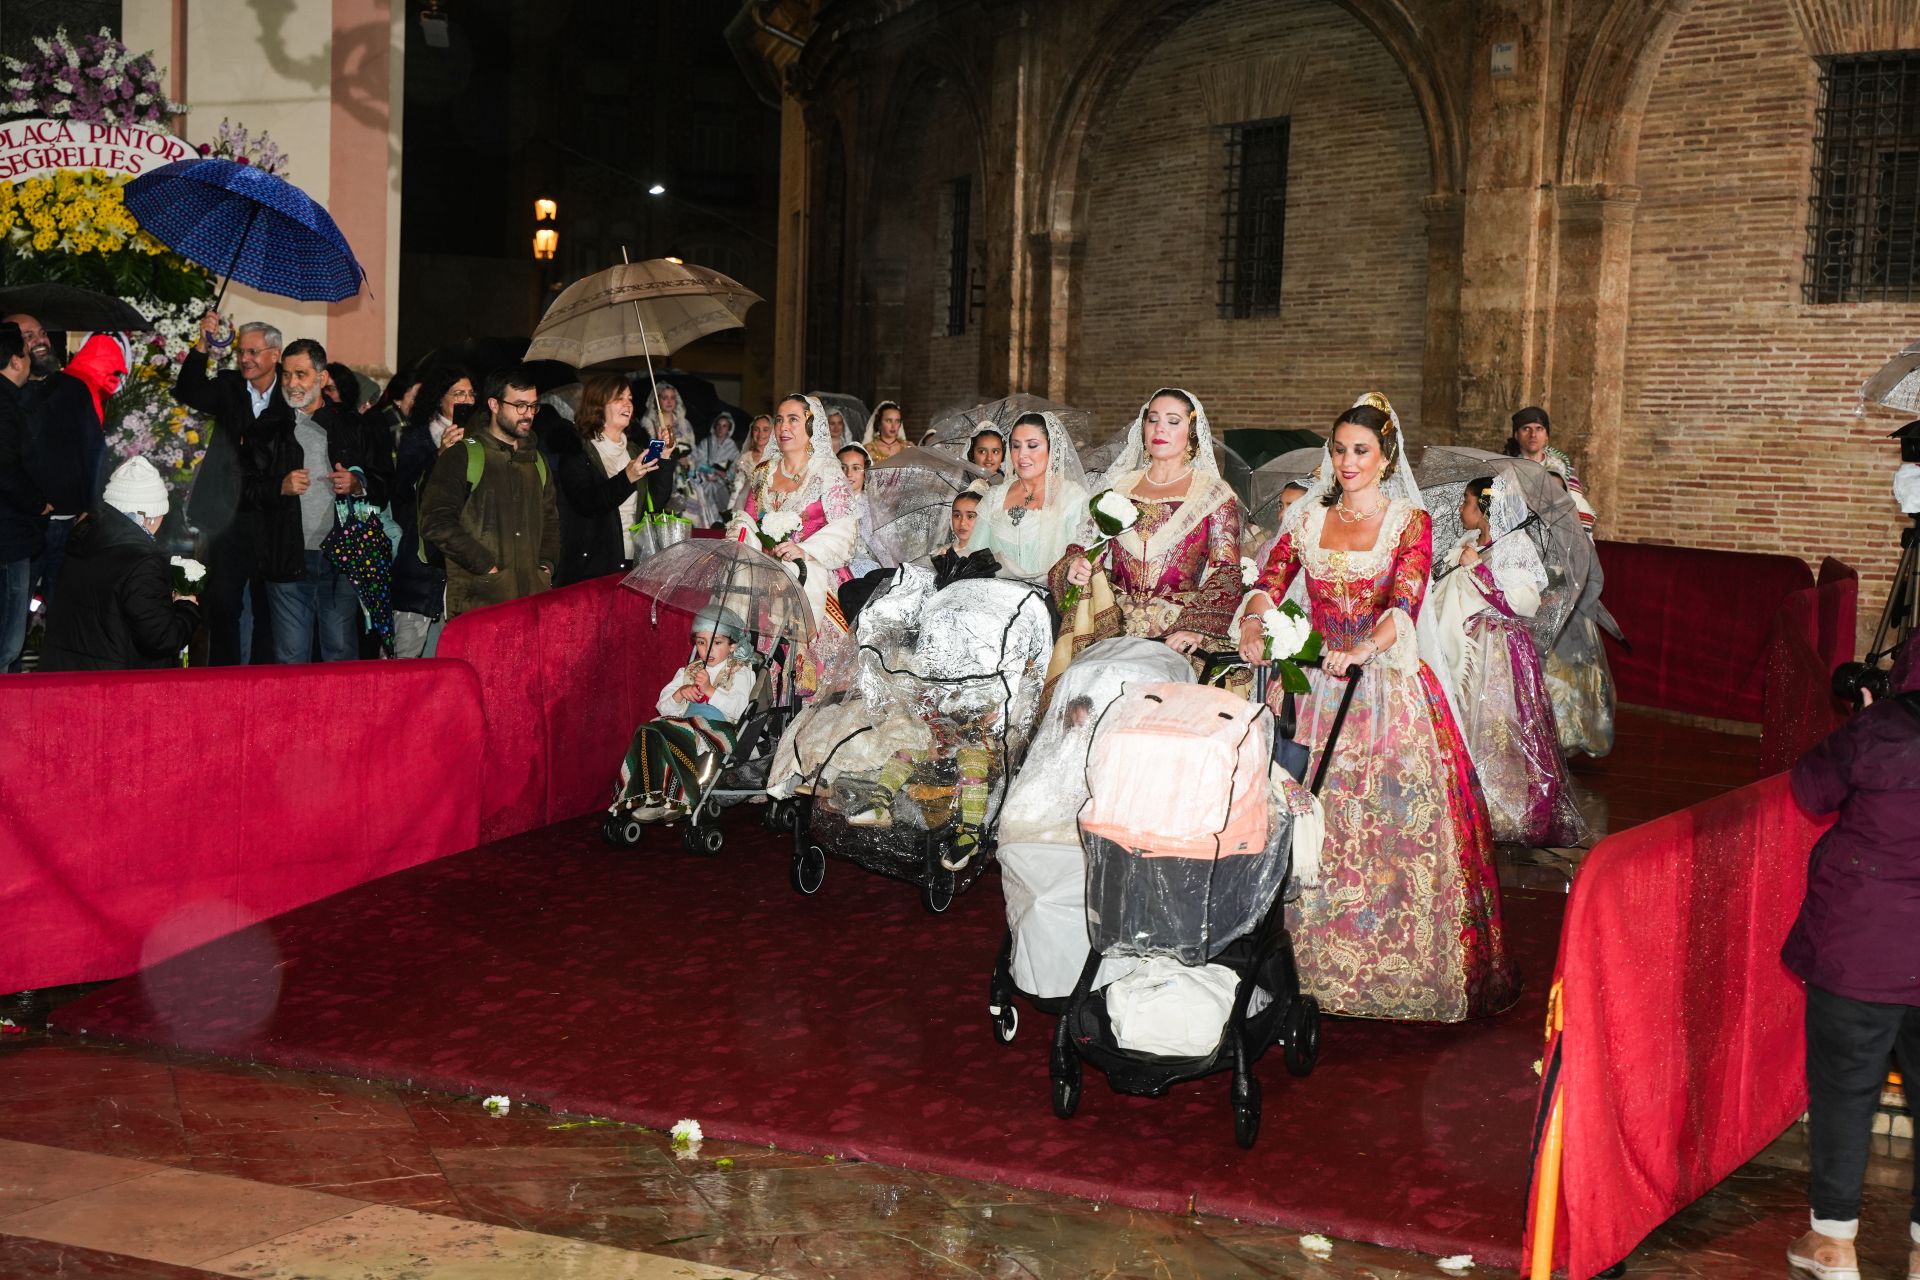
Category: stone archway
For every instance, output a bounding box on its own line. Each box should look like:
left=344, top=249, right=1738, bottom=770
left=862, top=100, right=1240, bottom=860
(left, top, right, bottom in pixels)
left=1027, top=0, right=1466, bottom=409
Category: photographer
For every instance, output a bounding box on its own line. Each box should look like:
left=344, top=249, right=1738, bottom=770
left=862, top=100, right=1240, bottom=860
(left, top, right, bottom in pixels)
left=1781, top=639, right=1920, bottom=1280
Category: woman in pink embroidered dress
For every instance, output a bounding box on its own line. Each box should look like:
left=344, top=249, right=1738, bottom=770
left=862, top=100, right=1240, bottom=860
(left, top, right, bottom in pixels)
left=728, top=393, right=859, bottom=641
left=1237, top=394, right=1517, bottom=1023
left=1050, top=388, right=1242, bottom=667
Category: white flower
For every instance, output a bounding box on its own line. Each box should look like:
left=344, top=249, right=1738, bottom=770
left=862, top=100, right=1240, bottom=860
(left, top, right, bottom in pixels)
left=482, top=1095, right=510, bottom=1116
left=1239, top=556, right=1260, bottom=587
left=1299, top=1234, right=1333, bottom=1257
left=670, top=1118, right=703, bottom=1146
left=1092, top=489, right=1139, bottom=531
left=169, top=556, right=207, bottom=584
left=1261, top=607, right=1311, bottom=660
left=760, top=511, right=801, bottom=542
left=1437, top=1254, right=1474, bottom=1273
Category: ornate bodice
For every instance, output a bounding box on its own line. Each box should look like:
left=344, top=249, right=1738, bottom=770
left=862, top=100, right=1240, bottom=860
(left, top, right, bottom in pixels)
left=1258, top=500, right=1432, bottom=652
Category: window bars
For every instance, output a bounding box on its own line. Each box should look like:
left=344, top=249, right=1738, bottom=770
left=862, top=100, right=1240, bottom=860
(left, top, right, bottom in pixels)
left=1219, top=118, right=1290, bottom=319
left=1805, top=52, right=1920, bottom=305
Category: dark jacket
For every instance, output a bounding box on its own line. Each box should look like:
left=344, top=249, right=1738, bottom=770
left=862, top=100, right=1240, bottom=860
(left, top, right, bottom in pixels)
left=21, top=371, right=107, bottom=516
left=172, top=349, right=291, bottom=538
left=243, top=401, right=392, bottom=583
left=552, top=427, right=643, bottom=586
left=418, top=427, right=560, bottom=617
left=1782, top=645, right=1920, bottom=1006
left=0, top=377, right=47, bottom=562
left=39, top=504, right=201, bottom=671
left=391, top=421, right=447, bottom=616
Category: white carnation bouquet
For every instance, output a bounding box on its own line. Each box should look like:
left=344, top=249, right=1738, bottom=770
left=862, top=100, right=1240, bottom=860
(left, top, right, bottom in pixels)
left=168, top=555, right=206, bottom=596
left=735, top=510, right=802, bottom=553
left=1260, top=599, right=1321, bottom=694
left=1060, top=489, right=1140, bottom=609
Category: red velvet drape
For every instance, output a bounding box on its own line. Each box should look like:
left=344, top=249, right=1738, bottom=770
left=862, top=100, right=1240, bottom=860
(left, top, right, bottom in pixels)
left=1597, top=541, right=1815, bottom=722
left=0, top=662, right=487, bottom=991
left=436, top=576, right=692, bottom=843
left=1525, top=773, right=1831, bottom=1277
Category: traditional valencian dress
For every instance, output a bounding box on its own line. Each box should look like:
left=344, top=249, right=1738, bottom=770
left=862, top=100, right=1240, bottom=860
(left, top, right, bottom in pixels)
left=1047, top=389, right=1242, bottom=662
left=1252, top=496, right=1518, bottom=1023
left=971, top=411, right=1089, bottom=582
left=1429, top=521, right=1587, bottom=849
left=728, top=395, right=859, bottom=644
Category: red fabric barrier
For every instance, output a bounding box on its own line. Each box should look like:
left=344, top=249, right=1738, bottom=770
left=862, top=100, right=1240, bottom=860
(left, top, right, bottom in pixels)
left=0, top=661, right=486, bottom=991
left=1760, top=589, right=1847, bottom=775
left=1598, top=541, right=1814, bottom=722
left=1526, top=773, right=1831, bottom=1278
left=437, top=576, right=691, bottom=843
left=1815, top=558, right=1858, bottom=673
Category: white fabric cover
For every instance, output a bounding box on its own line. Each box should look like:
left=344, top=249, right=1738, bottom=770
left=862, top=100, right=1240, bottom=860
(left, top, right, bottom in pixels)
left=1104, top=957, right=1242, bottom=1057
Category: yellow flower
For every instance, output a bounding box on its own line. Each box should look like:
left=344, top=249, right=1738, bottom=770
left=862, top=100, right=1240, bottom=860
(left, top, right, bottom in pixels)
left=185, top=430, right=200, bottom=445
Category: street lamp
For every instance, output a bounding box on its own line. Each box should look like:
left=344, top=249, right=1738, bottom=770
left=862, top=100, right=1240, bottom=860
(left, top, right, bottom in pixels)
left=647, top=183, right=667, bottom=196
left=532, top=197, right=558, bottom=261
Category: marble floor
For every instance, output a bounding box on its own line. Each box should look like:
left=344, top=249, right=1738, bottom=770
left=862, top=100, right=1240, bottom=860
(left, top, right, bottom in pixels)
left=4, top=711, right=1906, bottom=1279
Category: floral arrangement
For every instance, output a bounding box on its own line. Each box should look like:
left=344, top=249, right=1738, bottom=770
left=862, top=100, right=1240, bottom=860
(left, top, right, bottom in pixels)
left=107, top=324, right=211, bottom=485
left=168, top=555, right=205, bottom=594
left=0, top=170, right=209, bottom=305
left=1260, top=600, right=1321, bottom=694
left=1060, top=489, right=1140, bottom=609
left=1, top=28, right=183, bottom=125
left=197, top=117, right=288, bottom=177
left=735, top=509, right=801, bottom=552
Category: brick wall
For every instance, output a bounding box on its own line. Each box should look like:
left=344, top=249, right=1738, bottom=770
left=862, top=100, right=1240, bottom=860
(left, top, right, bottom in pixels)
left=857, top=77, right=983, bottom=428
left=1067, top=0, right=1431, bottom=445
left=1621, top=0, right=1917, bottom=648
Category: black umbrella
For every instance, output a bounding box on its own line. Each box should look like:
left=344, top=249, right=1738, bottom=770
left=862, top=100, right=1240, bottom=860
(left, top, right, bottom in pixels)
left=0, top=283, right=152, bottom=332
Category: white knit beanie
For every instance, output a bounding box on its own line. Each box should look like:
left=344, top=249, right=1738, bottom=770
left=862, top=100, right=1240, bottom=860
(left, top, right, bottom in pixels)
left=102, top=456, right=170, bottom=519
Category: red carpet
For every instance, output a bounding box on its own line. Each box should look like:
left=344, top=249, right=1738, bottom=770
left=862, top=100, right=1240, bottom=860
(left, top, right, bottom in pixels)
left=52, top=815, right=1561, bottom=1267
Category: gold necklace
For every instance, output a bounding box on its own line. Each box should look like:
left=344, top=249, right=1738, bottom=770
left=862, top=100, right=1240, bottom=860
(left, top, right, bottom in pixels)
left=1334, top=493, right=1385, bottom=524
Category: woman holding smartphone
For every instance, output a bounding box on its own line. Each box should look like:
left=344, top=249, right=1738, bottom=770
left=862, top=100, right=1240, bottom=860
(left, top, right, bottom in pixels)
left=553, top=374, right=661, bottom=585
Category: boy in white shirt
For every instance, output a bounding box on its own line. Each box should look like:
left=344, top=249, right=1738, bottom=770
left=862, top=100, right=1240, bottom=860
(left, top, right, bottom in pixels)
left=618, top=603, right=754, bottom=822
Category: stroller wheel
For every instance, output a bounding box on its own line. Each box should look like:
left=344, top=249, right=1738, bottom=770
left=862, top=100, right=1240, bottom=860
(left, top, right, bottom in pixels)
left=683, top=824, right=725, bottom=856
left=1282, top=995, right=1321, bottom=1078
left=791, top=844, right=827, bottom=895
left=600, top=813, right=624, bottom=847
left=764, top=798, right=798, bottom=833
left=702, top=796, right=725, bottom=823
left=604, top=814, right=644, bottom=849
left=990, top=1003, right=1018, bottom=1044
left=921, top=868, right=957, bottom=915
left=1050, top=1056, right=1082, bottom=1120
left=1232, top=1079, right=1263, bottom=1148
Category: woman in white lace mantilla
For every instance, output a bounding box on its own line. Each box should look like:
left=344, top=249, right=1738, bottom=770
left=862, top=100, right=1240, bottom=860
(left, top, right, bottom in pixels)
left=726, top=394, right=859, bottom=642
left=1051, top=388, right=1242, bottom=666
left=970, top=411, right=1089, bottom=581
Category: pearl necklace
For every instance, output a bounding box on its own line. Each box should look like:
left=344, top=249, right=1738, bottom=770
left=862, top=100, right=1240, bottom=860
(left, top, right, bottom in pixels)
left=1140, top=465, right=1194, bottom=489
left=776, top=453, right=807, bottom=483
left=1334, top=493, right=1386, bottom=524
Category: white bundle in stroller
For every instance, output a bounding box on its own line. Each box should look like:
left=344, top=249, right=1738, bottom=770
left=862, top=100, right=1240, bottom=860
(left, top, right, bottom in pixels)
left=996, top=637, right=1194, bottom=999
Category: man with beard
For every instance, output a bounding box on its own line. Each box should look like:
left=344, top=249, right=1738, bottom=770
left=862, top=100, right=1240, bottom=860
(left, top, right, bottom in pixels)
left=244, top=338, right=384, bottom=663
left=0, top=313, right=59, bottom=383
left=174, top=313, right=290, bottom=664
left=419, top=367, right=559, bottom=618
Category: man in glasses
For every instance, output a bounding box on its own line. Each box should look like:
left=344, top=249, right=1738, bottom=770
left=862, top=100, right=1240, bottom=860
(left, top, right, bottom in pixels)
left=418, top=367, right=560, bottom=619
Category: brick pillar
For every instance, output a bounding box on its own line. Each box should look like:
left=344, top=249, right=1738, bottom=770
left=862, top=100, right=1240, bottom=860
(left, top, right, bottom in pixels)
left=1550, top=183, right=1639, bottom=532
left=773, top=96, right=811, bottom=395
left=977, top=23, right=1035, bottom=400
left=1454, top=0, right=1556, bottom=445
left=1422, top=193, right=1465, bottom=446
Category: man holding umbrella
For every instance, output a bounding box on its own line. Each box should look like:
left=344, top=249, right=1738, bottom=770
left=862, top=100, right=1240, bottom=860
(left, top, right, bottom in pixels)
left=174, top=311, right=289, bottom=664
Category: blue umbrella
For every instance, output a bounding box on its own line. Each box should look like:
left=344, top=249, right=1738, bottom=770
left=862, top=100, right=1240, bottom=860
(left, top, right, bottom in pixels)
left=124, top=158, right=366, bottom=306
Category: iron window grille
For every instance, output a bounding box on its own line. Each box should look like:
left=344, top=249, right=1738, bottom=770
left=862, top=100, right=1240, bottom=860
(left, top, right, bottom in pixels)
left=1219, top=118, right=1290, bottom=319
left=1805, top=52, right=1920, bottom=304
left=945, top=177, right=972, bottom=337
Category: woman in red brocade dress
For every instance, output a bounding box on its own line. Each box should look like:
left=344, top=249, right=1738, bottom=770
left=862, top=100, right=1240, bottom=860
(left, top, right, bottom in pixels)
left=1237, top=394, right=1517, bottom=1023
left=1051, top=388, right=1242, bottom=668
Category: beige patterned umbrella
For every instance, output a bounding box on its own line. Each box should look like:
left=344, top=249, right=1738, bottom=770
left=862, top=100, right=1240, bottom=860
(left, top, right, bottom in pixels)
left=525, top=258, right=762, bottom=370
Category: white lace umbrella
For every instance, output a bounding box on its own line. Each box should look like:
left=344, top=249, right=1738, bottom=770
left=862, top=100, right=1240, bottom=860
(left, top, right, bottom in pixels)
left=1861, top=339, right=1920, bottom=414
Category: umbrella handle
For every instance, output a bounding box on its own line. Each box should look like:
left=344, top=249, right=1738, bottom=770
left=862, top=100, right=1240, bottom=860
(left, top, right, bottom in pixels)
left=212, top=203, right=263, bottom=313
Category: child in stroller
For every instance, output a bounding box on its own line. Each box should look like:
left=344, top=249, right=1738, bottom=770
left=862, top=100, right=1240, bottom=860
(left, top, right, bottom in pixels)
left=602, top=603, right=793, bottom=856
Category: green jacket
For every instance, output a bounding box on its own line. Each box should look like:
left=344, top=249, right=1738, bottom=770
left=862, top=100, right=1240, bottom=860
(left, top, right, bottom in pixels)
left=418, top=429, right=561, bottom=617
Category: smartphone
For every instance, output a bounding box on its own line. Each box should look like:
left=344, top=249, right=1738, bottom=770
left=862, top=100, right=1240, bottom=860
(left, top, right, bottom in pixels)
left=641, top=438, right=666, bottom=465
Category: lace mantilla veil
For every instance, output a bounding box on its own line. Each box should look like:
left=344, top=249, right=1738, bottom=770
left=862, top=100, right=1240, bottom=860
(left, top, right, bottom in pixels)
left=979, top=410, right=1090, bottom=576
left=1108, top=387, right=1221, bottom=478
left=1278, top=391, right=1465, bottom=725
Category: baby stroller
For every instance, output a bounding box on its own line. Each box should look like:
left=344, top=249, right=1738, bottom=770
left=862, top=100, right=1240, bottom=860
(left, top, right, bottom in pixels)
left=1044, top=667, right=1359, bottom=1147
left=601, top=633, right=802, bottom=856
left=782, top=565, right=1053, bottom=912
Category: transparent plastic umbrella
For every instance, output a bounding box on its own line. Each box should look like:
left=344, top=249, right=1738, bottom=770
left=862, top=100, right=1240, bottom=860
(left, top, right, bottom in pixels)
left=1246, top=446, right=1328, bottom=528
left=925, top=394, right=1099, bottom=451
left=619, top=538, right=814, bottom=655
left=863, top=447, right=1000, bottom=565
left=810, top=392, right=870, bottom=452
left=1416, top=445, right=1598, bottom=650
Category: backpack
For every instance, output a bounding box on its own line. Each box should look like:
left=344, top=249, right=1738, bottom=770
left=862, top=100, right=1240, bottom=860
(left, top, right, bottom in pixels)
left=416, top=437, right=549, bottom=565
